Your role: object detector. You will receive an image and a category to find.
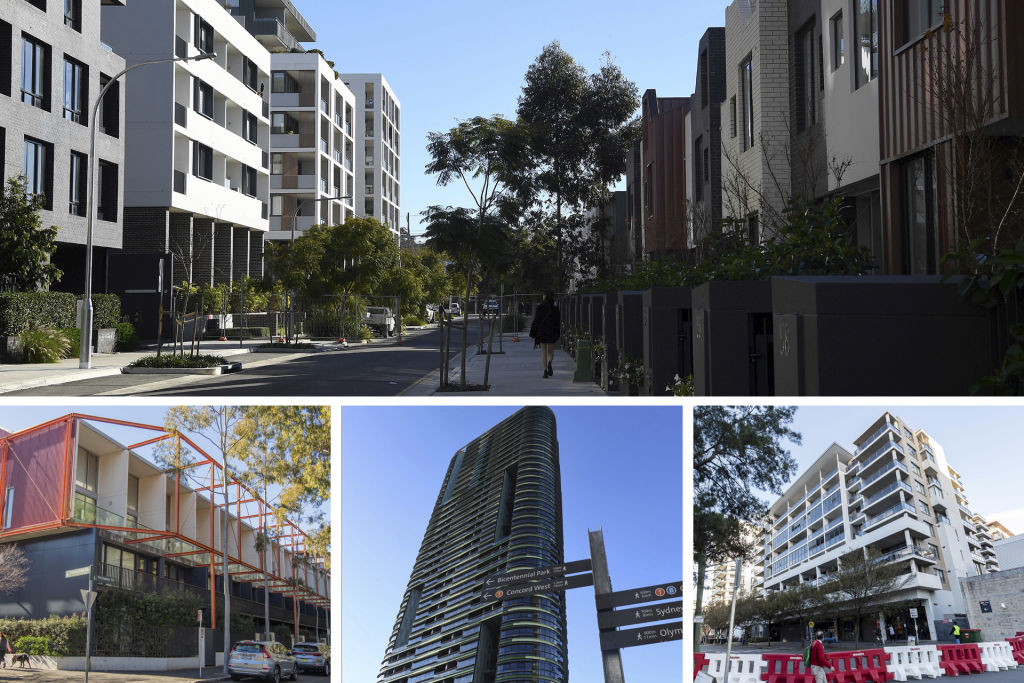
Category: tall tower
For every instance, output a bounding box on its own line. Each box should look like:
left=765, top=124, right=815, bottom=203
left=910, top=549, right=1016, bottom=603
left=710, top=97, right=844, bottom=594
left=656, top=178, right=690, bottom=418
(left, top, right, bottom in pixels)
left=379, top=407, right=568, bottom=683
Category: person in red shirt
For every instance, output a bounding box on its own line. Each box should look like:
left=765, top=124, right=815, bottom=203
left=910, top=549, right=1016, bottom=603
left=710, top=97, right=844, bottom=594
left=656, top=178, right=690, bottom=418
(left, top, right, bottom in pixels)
left=810, top=631, right=830, bottom=683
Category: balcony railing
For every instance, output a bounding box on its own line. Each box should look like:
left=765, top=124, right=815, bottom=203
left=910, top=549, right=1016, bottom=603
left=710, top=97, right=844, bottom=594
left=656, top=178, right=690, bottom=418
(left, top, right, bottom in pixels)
left=250, top=17, right=301, bottom=52
left=861, top=460, right=909, bottom=490
left=864, top=480, right=912, bottom=508
left=865, top=501, right=916, bottom=529
left=856, top=423, right=897, bottom=454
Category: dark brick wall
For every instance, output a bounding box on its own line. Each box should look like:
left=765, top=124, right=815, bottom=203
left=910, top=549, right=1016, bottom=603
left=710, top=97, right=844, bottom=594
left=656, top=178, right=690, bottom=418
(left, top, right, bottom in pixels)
left=122, top=206, right=169, bottom=254
left=249, top=231, right=264, bottom=279
left=213, top=222, right=233, bottom=285
left=789, top=0, right=828, bottom=200
left=192, top=218, right=215, bottom=287
left=169, top=212, right=193, bottom=285
left=691, top=27, right=727, bottom=239
left=232, top=227, right=249, bottom=282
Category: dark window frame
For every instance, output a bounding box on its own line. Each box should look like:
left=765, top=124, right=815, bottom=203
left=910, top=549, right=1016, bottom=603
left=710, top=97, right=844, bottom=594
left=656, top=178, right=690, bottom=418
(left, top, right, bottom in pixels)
left=192, top=141, right=213, bottom=181
left=241, top=165, right=257, bottom=197
left=69, top=150, right=86, bottom=216
left=64, top=0, right=81, bottom=31
left=900, top=0, right=945, bottom=48
left=194, top=16, right=214, bottom=54
left=831, top=11, right=845, bottom=71
left=20, top=33, right=49, bottom=110
left=242, top=56, right=258, bottom=91
left=97, top=159, right=117, bottom=222
left=98, top=73, right=119, bottom=137
left=795, top=21, right=816, bottom=133
left=63, top=55, right=87, bottom=124
left=855, top=0, right=878, bottom=89
left=740, top=55, right=754, bottom=150
left=243, top=110, right=257, bottom=144
left=193, top=78, right=213, bottom=119
left=23, top=136, right=52, bottom=209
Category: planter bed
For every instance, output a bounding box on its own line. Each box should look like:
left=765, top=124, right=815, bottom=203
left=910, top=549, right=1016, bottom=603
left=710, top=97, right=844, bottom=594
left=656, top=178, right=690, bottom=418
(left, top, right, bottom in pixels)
left=123, top=361, right=242, bottom=375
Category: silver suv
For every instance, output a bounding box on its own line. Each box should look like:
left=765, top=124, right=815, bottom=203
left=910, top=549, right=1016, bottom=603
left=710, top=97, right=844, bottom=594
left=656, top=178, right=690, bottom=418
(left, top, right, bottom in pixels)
left=227, top=640, right=298, bottom=682
left=291, top=642, right=330, bottom=675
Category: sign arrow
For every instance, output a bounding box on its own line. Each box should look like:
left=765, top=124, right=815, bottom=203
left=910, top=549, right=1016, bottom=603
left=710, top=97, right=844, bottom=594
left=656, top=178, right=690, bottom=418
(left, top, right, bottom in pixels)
left=597, top=600, right=684, bottom=629
left=595, top=580, right=682, bottom=609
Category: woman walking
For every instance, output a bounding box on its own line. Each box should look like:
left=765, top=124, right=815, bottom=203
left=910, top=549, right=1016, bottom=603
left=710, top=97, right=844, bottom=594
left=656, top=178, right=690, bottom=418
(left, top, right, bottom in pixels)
left=530, top=292, right=561, bottom=378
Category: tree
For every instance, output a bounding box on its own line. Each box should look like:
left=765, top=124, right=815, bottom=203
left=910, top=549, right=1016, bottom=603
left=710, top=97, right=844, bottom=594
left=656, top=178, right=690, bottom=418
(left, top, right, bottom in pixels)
left=517, top=43, right=640, bottom=290
left=830, top=548, right=909, bottom=647
left=0, top=544, right=28, bottom=595
left=424, top=115, right=530, bottom=389
left=692, top=406, right=801, bottom=650
left=0, top=175, right=62, bottom=291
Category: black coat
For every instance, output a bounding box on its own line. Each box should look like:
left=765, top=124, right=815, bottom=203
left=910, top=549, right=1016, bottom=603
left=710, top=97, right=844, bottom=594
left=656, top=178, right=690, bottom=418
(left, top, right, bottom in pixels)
left=531, top=302, right=560, bottom=343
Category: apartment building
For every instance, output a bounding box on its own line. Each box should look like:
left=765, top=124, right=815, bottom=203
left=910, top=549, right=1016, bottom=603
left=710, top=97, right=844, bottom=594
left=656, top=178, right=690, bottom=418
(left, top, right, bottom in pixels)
left=762, top=413, right=997, bottom=640
left=0, top=414, right=329, bottom=639
left=706, top=554, right=761, bottom=604
left=342, top=72, right=401, bottom=235
left=101, top=0, right=272, bottom=287
left=225, top=0, right=357, bottom=239
left=379, top=407, right=568, bottom=683
left=687, top=27, right=726, bottom=248
left=640, top=89, right=689, bottom=256
left=0, top=0, right=126, bottom=293
left=720, top=0, right=791, bottom=243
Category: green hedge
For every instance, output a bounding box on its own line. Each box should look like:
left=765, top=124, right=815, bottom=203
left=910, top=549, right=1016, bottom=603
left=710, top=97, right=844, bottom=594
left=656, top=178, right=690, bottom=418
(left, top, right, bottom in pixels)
left=130, top=354, right=227, bottom=368
left=202, top=327, right=271, bottom=340
left=0, top=616, right=86, bottom=656
left=0, top=292, right=121, bottom=336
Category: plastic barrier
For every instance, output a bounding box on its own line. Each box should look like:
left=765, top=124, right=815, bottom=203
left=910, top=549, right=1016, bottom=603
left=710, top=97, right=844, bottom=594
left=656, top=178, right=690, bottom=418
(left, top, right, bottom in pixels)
left=883, top=645, right=942, bottom=680
left=978, top=641, right=1017, bottom=670
left=1007, top=636, right=1024, bottom=665
left=936, top=644, right=984, bottom=676
left=825, top=648, right=893, bottom=683
left=695, top=652, right=710, bottom=681
left=704, top=653, right=768, bottom=683
left=762, top=653, right=815, bottom=683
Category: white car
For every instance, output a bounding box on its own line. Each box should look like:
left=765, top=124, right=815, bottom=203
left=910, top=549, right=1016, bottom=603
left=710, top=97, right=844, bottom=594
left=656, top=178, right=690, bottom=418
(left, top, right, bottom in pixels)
left=365, top=306, right=396, bottom=336
left=449, top=302, right=461, bottom=316
left=227, top=640, right=298, bottom=682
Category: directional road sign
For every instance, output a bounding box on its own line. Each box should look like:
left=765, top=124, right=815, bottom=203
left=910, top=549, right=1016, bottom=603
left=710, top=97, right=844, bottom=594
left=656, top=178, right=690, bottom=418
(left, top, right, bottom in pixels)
left=595, top=580, right=682, bottom=609
left=65, top=566, right=91, bottom=579
left=599, top=620, right=683, bottom=651
left=483, top=559, right=592, bottom=588
left=482, top=572, right=594, bottom=601
left=598, top=600, right=683, bottom=629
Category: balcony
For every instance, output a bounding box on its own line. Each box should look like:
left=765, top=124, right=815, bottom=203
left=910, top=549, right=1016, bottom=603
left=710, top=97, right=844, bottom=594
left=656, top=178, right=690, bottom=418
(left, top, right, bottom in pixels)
left=860, top=460, right=909, bottom=492
left=863, top=481, right=912, bottom=511
left=876, top=545, right=938, bottom=565
left=856, top=423, right=897, bottom=455
left=271, top=132, right=316, bottom=149
left=862, top=501, right=917, bottom=532
left=271, top=174, right=315, bottom=190
left=251, top=17, right=302, bottom=52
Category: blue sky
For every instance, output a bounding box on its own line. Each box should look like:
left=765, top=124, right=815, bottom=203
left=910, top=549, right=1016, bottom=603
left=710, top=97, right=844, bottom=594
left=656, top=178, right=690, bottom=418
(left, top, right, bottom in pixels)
left=297, top=0, right=731, bottom=237
left=342, top=405, right=683, bottom=682
left=778, top=406, right=1024, bottom=533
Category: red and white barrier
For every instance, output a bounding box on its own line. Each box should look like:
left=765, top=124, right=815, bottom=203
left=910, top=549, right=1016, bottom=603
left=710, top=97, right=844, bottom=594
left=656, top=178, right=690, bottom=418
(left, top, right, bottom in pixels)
left=703, top=653, right=768, bottom=683
left=884, top=645, right=942, bottom=680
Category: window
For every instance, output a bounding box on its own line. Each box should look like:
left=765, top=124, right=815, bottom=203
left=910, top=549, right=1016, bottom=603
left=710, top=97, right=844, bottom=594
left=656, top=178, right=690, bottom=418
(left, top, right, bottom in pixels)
left=98, top=73, right=119, bottom=136
left=740, top=56, right=754, bottom=150
left=795, top=22, right=816, bottom=132
left=192, top=141, right=213, bottom=180
left=748, top=213, right=759, bottom=244
left=2, top=488, right=12, bottom=529
left=271, top=112, right=298, bottom=134
left=127, top=475, right=138, bottom=527
left=271, top=70, right=299, bottom=93
left=23, top=137, right=51, bottom=208
left=241, top=165, right=256, bottom=197
left=271, top=152, right=284, bottom=175
left=73, top=492, right=96, bottom=523
left=271, top=194, right=283, bottom=216
left=242, top=56, right=257, bottom=91
left=694, top=137, right=703, bottom=202
left=69, top=151, right=86, bottom=216
left=703, top=145, right=709, bottom=184
left=855, top=0, right=878, bottom=88
left=914, top=480, right=925, bottom=494
left=193, top=78, right=213, bottom=118
left=919, top=500, right=930, bottom=516
left=25, top=0, right=45, bottom=11
left=75, top=448, right=98, bottom=492
left=911, top=462, right=922, bottom=476
left=194, top=16, right=213, bottom=54
left=97, top=160, right=117, bottom=221
left=64, top=0, right=81, bottom=31
left=242, top=111, right=257, bottom=144
left=729, top=96, right=737, bottom=138
left=63, top=57, right=86, bottom=124
left=21, top=34, right=49, bottom=109
left=903, top=154, right=938, bottom=274
left=902, top=0, right=944, bottom=46
left=0, top=21, right=11, bottom=97
left=934, top=568, right=945, bottom=585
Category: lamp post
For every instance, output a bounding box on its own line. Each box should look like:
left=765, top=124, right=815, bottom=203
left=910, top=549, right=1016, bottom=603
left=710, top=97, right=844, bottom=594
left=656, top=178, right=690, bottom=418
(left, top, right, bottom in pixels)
left=286, top=194, right=351, bottom=343
left=79, top=51, right=217, bottom=368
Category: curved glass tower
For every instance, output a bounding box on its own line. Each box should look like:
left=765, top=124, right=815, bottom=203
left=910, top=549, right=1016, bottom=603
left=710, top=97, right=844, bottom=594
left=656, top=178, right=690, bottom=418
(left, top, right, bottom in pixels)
left=378, top=406, right=568, bottom=683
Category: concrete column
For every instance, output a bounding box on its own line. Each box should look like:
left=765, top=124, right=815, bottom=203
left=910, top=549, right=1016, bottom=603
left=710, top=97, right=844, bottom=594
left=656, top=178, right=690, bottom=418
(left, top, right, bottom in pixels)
left=589, top=529, right=625, bottom=683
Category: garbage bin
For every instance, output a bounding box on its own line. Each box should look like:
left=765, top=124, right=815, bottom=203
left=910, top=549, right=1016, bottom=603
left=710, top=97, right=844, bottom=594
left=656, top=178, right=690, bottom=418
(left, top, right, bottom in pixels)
left=573, top=338, right=593, bottom=382
left=961, top=629, right=981, bottom=643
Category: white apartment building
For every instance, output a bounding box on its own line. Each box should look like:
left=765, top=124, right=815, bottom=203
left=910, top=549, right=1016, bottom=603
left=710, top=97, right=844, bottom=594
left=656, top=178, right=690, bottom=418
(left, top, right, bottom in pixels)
left=102, top=0, right=272, bottom=285
left=342, top=72, right=401, bottom=235
left=266, top=51, right=356, bottom=240
left=720, top=0, right=791, bottom=242
left=762, top=413, right=999, bottom=640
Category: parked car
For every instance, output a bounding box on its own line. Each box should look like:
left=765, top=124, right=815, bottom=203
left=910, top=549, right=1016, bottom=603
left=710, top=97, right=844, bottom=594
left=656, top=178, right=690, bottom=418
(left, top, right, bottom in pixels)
left=483, top=298, right=499, bottom=313
left=449, top=302, right=462, bottom=316
left=365, top=306, right=396, bottom=336
left=227, top=640, right=298, bottom=682
left=425, top=303, right=438, bottom=323
left=291, top=642, right=330, bottom=676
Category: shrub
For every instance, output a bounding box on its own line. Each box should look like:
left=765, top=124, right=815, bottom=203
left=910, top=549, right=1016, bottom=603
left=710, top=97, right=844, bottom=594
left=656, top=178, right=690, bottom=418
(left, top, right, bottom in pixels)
left=115, top=322, right=139, bottom=351
left=18, top=328, right=70, bottom=363
left=0, top=292, right=121, bottom=336
left=0, top=616, right=86, bottom=656
left=60, top=327, right=81, bottom=358
left=92, top=294, right=121, bottom=329
left=404, top=314, right=426, bottom=326
left=129, top=354, right=228, bottom=368
left=13, top=635, right=52, bottom=655
left=358, top=324, right=372, bottom=341
left=502, top=314, right=525, bottom=333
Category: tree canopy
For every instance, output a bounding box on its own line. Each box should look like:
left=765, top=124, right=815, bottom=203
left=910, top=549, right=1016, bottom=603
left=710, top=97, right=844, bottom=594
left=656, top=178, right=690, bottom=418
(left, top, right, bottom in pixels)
left=0, top=175, right=62, bottom=291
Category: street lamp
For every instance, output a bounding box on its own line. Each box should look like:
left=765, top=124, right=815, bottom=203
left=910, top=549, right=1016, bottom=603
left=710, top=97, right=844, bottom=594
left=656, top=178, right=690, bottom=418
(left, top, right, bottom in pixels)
left=79, top=51, right=217, bottom=368
left=285, top=194, right=352, bottom=342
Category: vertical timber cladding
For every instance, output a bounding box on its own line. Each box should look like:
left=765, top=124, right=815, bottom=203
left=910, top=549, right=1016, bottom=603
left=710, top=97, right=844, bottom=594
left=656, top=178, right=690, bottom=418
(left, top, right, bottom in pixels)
left=379, top=407, right=568, bottom=683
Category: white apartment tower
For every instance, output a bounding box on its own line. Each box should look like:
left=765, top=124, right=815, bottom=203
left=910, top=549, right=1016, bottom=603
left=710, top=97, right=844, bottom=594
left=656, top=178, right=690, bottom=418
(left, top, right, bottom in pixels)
left=342, top=73, right=400, bottom=236
left=102, top=0, right=273, bottom=285
left=762, top=413, right=998, bottom=639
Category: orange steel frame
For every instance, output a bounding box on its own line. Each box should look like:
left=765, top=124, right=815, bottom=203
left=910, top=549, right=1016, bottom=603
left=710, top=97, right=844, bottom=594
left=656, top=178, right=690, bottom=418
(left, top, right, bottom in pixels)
left=0, top=414, right=330, bottom=631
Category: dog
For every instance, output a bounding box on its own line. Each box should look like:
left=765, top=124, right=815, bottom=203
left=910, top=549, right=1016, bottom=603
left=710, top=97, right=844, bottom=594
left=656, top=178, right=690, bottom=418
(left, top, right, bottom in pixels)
left=11, top=653, right=29, bottom=668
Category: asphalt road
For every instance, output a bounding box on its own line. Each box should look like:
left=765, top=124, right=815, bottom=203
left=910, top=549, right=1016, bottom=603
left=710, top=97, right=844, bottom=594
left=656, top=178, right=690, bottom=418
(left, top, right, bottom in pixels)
left=3, top=328, right=446, bottom=397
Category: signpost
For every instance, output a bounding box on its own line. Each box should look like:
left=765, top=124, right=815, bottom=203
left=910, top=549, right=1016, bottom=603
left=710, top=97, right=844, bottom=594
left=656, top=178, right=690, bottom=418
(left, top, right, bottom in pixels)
left=910, top=607, right=920, bottom=643
left=594, top=581, right=683, bottom=610
left=483, top=559, right=592, bottom=588
left=198, top=609, right=205, bottom=678
left=82, top=583, right=96, bottom=683
left=597, top=600, right=683, bottom=629
left=482, top=572, right=593, bottom=601
left=599, top=621, right=683, bottom=650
